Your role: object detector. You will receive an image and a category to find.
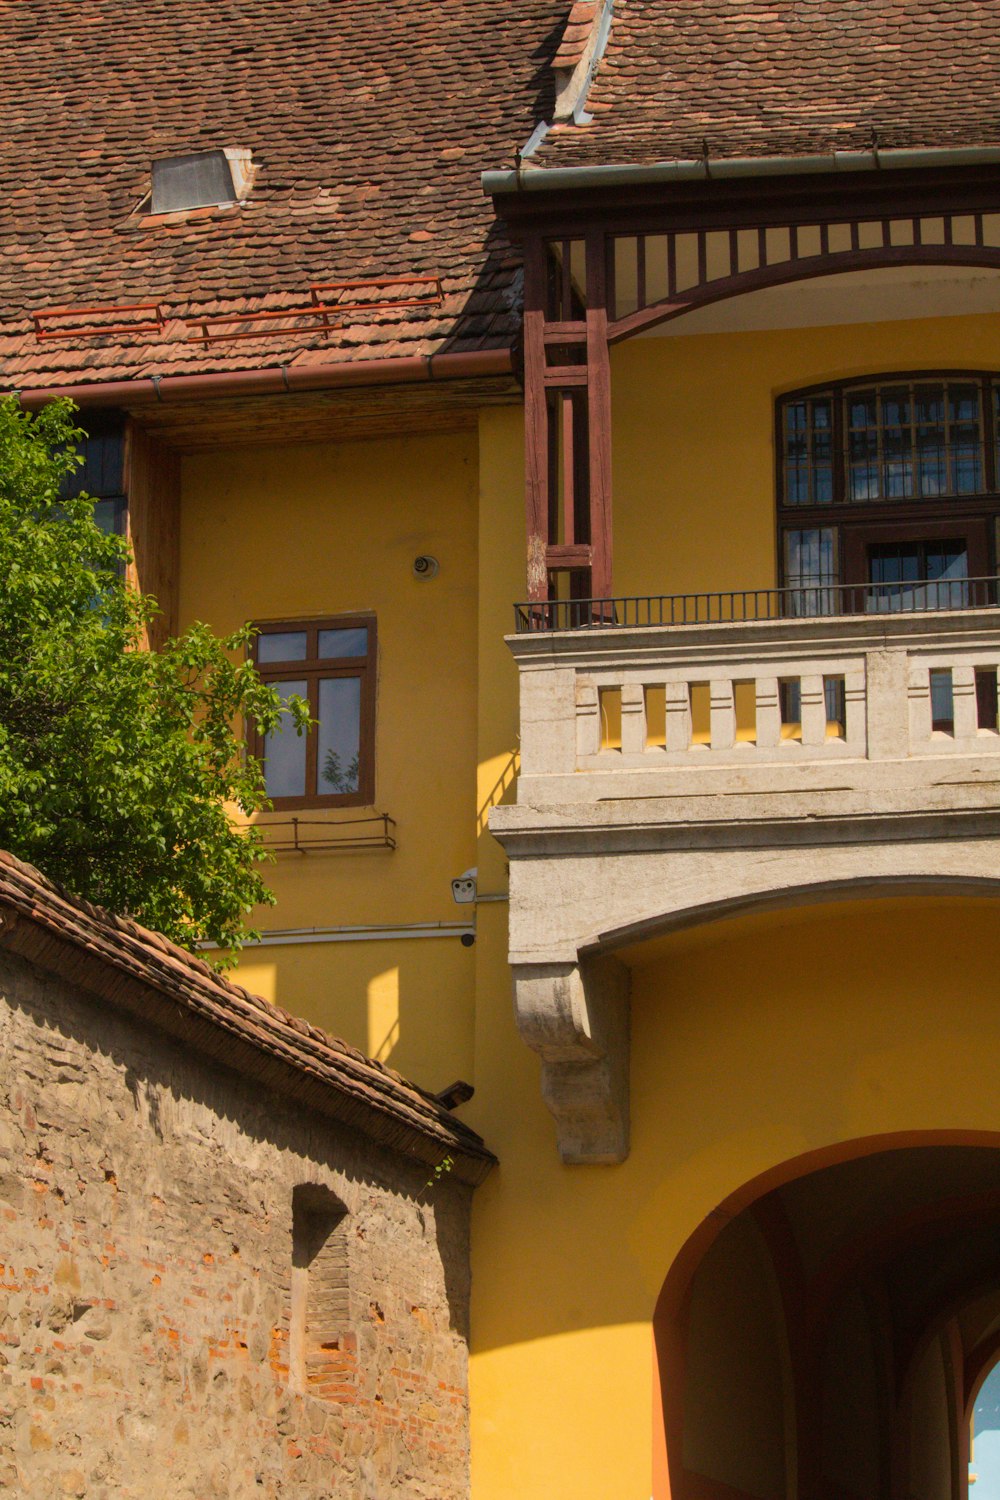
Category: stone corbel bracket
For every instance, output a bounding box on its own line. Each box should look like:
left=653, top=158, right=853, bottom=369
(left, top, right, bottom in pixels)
left=512, top=954, right=630, bottom=1164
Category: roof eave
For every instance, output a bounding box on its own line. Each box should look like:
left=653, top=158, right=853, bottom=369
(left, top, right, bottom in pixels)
left=0, top=855, right=496, bottom=1186
left=483, top=143, right=1000, bottom=197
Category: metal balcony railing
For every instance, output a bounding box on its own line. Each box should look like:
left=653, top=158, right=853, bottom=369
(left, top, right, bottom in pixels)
left=514, top=577, right=1000, bottom=633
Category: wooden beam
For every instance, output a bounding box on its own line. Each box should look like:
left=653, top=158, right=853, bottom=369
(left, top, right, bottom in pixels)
left=522, top=232, right=550, bottom=601
left=586, top=229, right=613, bottom=599
left=124, top=420, right=180, bottom=651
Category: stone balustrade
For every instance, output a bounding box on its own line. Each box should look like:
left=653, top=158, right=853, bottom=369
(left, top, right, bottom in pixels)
left=491, top=604, right=1000, bottom=1166
left=513, top=607, right=1000, bottom=803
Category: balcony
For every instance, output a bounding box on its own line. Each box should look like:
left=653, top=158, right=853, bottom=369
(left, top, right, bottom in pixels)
left=490, top=583, right=1000, bottom=1164
left=508, top=579, right=1000, bottom=805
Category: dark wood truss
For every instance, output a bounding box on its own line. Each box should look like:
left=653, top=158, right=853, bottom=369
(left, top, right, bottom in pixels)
left=498, top=170, right=1000, bottom=602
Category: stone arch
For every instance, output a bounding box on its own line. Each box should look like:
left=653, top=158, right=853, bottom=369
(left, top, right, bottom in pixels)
left=585, top=872, right=1000, bottom=958
left=514, top=869, right=1000, bottom=1164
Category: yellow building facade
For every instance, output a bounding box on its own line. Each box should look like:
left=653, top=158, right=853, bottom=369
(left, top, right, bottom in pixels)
left=11, top=2, right=1000, bottom=1495
left=170, top=294, right=1000, bottom=1500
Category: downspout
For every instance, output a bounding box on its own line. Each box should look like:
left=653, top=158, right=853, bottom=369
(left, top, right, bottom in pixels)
left=483, top=144, right=1000, bottom=196
left=11, top=346, right=514, bottom=410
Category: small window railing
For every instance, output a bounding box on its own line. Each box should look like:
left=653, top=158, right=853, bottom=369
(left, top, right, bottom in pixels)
left=514, top=577, right=1000, bottom=633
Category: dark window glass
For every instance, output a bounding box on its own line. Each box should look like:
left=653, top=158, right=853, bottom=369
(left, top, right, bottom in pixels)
left=782, top=379, right=989, bottom=507
left=784, top=527, right=837, bottom=615
left=254, top=617, right=376, bottom=808
left=60, top=417, right=127, bottom=541
left=865, top=539, right=969, bottom=612
left=783, top=395, right=833, bottom=505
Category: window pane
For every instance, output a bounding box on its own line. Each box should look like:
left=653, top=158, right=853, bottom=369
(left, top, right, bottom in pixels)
left=93, top=498, right=124, bottom=536
left=259, top=631, right=308, bottom=664
left=881, top=395, right=913, bottom=497
left=867, top=540, right=968, bottom=611
left=950, top=384, right=980, bottom=424
left=781, top=394, right=836, bottom=504
left=59, top=429, right=125, bottom=501
left=813, top=464, right=833, bottom=504
left=786, top=380, right=994, bottom=507
left=951, top=421, right=982, bottom=493
left=317, top=677, right=362, bottom=796
left=916, top=423, right=946, bottom=496
left=263, top=681, right=308, bottom=798
left=850, top=393, right=877, bottom=429
left=785, top=464, right=810, bottom=504
left=785, top=401, right=807, bottom=433
left=881, top=389, right=910, bottom=429
left=784, top=528, right=836, bottom=616
left=318, top=627, right=368, bottom=659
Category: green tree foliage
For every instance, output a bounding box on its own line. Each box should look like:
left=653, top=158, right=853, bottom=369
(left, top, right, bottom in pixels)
left=0, top=397, right=308, bottom=961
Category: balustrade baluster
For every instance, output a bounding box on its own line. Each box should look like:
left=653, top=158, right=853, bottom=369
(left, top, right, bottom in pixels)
left=844, top=670, right=867, bottom=753
left=709, top=680, right=736, bottom=751
left=665, top=682, right=692, bottom=752
left=952, top=665, right=978, bottom=741
left=755, top=677, right=781, bottom=749
left=576, top=682, right=600, bottom=757
left=799, top=674, right=827, bottom=746
left=620, top=682, right=646, bottom=754
left=907, top=667, right=932, bottom=748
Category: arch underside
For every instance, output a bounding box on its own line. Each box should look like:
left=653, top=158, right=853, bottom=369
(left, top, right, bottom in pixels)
left=508, top=837, right=1000, bottom=1166
left=608, top=242, right=1000, bottom=344
left=655, top=1138, right=1000, bottom=1500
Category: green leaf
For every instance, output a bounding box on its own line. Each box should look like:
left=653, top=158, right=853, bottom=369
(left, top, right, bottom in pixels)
left=0, top=396, right=300, bottom=964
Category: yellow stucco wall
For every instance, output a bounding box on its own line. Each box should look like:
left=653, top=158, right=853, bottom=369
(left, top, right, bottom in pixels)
left=178, top=428, right=480, bottom=1091
left=466, top=312, right=1000, bottom=1498
left=468, top=897, right=1000, bottom=1500
left=179, top=308, right=1000, bottom=1499
left=612, top=310, right=1000, bottom=597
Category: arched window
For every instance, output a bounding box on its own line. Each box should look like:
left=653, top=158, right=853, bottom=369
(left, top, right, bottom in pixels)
left=776, top=375, right=1000, bottom=610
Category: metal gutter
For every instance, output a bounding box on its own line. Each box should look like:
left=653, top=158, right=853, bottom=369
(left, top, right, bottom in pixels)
left=483, top=144, right=1000, bottom=197
left=200, top=919, right=478, bottom=951
left=11, top=346, right=514, bottom=409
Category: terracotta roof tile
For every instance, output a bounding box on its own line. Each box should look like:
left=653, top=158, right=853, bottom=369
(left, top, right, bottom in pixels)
left=534, top=0, right=1000, bottom=169
left=0, top=849, right=495, bottom=1184
left=0, top=0, right=569, bottom=392
left=554, top=1, right=600, bottom=69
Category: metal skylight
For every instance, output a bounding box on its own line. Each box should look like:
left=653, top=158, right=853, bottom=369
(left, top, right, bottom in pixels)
left=151, top=148, right=254, bottom=214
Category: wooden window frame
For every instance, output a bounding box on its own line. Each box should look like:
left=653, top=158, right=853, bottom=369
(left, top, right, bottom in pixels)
left=842, top=516, right=992, bottom=587
left=251, top=614, right=376, bottom=811
left=776, top=372, right=1000, bottom=590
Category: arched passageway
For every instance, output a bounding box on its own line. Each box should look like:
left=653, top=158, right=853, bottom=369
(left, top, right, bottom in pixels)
left=655, top=1142, right=1000, bottom=1500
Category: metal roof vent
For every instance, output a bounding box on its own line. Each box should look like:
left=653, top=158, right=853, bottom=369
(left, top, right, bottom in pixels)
left=151, top=148, right=254, bottom=214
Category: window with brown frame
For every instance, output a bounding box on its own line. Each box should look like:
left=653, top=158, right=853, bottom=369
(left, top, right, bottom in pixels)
left=252, top=616, right=376, bottom=809
left=776, top=374, right=1000, bottom=611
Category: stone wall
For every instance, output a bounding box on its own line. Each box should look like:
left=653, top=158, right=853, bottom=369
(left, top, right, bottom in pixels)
left=0, top=947, right=473, bottom=1498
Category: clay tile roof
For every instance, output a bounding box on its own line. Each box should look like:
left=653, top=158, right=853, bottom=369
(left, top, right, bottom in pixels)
left=0, top=0, right=570, bottom=393
left=533, top=0, right=1000, bottom=170
left=0, top=849, right=495, bottom=1185
left=553, top=1, right=600, bottom=70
